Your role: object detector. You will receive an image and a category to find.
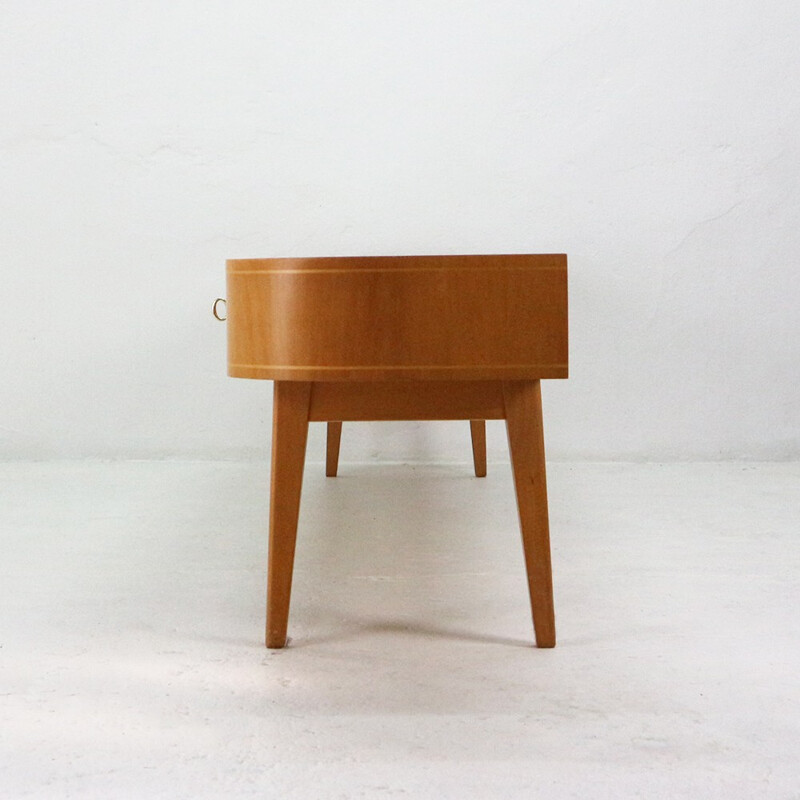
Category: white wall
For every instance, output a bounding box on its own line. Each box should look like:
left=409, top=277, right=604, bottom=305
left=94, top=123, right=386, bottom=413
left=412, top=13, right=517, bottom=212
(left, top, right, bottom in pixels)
left=2, top=1, right=798, bottom=461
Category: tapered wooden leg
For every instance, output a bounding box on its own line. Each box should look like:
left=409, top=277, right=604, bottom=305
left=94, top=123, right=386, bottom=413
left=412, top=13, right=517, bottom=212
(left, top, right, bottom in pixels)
left=267, top=381, right=312, bottom=648
left=326, top=421, right=343, bottom=477
left=502, top=380, right=555, bottom=648
left=469, top=419, right=487, bottom=477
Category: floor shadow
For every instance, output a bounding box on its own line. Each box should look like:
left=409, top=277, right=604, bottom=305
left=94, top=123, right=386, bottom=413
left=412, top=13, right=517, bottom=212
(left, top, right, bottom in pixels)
left=286, top=617, right=533, bottom=650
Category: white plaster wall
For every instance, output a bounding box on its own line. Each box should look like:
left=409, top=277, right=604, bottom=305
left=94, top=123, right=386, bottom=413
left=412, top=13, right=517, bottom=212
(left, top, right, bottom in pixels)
left=1, top=1, right=798, bottom=461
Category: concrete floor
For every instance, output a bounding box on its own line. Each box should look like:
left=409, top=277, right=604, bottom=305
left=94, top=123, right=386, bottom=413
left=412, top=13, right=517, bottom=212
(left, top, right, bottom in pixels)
left=1, top=460, right=798, bottom=798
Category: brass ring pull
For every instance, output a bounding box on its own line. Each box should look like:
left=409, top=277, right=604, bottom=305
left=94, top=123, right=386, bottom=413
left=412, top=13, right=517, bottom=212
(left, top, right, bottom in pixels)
left=212, top=298, right=227, bottom=321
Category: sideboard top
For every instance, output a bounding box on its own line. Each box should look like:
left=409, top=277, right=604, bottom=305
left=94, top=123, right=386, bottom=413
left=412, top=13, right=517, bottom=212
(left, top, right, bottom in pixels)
left=227, top=254, right=566, bottom=273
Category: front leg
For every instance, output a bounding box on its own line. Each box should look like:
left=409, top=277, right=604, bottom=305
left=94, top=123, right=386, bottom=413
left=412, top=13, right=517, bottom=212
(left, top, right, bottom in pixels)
left=503, top=380, right=555, bottom=648
left=266, top=381, right=312, bottom=648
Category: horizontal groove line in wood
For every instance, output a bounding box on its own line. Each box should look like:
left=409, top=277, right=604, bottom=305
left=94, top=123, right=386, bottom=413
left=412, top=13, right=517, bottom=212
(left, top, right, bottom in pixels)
left=230, top=363, right=568, bottom=371
left=229, top=365, right=568, bottom=382
left=228, top=266, right=565, bottom=275
left=227, top=254, right=565, bottom=272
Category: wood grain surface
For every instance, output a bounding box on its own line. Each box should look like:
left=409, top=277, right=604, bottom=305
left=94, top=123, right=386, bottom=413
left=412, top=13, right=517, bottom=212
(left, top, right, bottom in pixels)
left=226, top=254, right=568, bottom=381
